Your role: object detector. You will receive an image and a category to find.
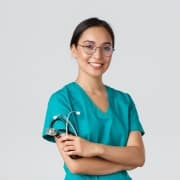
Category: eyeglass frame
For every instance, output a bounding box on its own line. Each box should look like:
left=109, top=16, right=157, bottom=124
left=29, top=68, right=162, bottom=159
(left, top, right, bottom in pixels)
left=77, top=44, right=115, bottom=57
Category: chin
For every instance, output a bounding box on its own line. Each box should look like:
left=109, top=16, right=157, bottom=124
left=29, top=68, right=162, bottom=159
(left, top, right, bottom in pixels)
left=88, top=70, right=106, bottom=78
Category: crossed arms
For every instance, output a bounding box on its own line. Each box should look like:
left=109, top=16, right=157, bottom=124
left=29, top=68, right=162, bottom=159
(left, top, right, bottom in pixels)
left=55, top=131, right=145, bottom=175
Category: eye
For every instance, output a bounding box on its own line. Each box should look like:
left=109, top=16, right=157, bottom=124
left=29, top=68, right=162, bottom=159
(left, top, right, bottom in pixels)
left=103, top=46, right=112, bottom=52
left=84, top=44, right=94, bottom=50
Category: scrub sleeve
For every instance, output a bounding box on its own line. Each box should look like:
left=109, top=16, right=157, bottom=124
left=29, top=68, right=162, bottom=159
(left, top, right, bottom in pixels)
left=42, top=93, right=72, bottom=142
left=127, top=94, right=145, bottom=135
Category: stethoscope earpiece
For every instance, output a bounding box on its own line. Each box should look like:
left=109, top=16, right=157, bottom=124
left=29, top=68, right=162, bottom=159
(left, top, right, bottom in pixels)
left=75, top=111, right=80, bottom=115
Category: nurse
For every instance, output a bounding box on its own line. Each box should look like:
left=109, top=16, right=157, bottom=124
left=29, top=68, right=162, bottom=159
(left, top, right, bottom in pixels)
left=42, top=17, right=145, bottom=179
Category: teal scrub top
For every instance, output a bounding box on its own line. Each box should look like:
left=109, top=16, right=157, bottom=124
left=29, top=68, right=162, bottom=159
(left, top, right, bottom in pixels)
left=42, top=82, right=145, bottom=180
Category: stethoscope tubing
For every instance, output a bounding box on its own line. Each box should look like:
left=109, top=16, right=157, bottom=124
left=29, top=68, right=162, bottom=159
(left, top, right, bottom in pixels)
left=46, top=111, right=80, bottom=137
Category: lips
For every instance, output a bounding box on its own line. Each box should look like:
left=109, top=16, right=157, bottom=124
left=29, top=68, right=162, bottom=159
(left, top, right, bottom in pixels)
left=88, top=62, right=103, bottom=68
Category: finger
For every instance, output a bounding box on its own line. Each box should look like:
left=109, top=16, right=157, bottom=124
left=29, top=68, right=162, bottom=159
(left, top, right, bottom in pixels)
left=64, top=140, right=74, bottom=146
left=58, top=136, right=70, bottom=142
left=64, top=145, right=76, bottom=152
left=55, top=137, right=65, bottom=144
left=60, top=135, right=76, bottom=142
left=66, top=150, right=78, bottom=156
left=55, top=136, right=64, bottom=143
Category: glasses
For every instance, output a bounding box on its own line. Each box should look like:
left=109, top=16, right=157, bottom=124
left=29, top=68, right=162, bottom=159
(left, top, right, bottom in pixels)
left=78, top=44, right=114, bottom=57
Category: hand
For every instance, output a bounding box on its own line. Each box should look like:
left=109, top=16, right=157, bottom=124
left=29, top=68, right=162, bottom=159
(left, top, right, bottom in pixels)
left=55, top=134, right=66, bottom=153
left=59, top=135, right=98, bottom=158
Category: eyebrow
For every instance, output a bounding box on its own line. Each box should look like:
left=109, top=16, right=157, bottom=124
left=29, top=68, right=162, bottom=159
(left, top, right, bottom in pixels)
left=82, top=40, right=112, bottom=45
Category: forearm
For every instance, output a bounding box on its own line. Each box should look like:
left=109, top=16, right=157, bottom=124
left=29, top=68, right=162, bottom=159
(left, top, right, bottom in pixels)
left=55, top=133, right=145, bottom=173
left=97, top=144, right=145, bottom=167
left=60, top=151, right=136, bottom=175
left=55, top=138, right=135, bottom=175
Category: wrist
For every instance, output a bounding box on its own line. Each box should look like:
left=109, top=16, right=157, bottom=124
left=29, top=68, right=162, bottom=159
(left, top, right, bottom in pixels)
left=94, top=143, right=105, bottom=156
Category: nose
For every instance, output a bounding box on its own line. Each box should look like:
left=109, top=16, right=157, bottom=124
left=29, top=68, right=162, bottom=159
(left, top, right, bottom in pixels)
left=93, top=47, right=103, bottom=59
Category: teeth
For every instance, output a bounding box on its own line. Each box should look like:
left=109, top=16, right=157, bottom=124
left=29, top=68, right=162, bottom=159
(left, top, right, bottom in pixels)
left=89, top=62, right=102, bottom=67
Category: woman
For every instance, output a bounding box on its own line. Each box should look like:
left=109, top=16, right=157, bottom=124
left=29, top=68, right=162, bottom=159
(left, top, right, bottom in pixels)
left=42, top=17, right=145, bottom=180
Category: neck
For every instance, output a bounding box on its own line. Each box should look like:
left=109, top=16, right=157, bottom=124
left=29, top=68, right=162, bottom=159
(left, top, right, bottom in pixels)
left=76, top=74, right=105, bottom=93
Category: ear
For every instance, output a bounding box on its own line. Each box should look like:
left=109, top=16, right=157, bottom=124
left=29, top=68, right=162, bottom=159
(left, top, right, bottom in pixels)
left=71, top=45, right=78, bottom=59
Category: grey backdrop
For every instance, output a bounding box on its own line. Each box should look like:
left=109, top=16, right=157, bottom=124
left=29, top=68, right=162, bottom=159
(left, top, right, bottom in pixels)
left=0, top=0, right=180, bottom=179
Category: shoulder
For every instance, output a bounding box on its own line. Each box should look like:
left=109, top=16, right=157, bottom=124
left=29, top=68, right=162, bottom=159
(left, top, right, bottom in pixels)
left=48, top=82, right=74, bottom=103
left=106, top=85, right=133, bottom=105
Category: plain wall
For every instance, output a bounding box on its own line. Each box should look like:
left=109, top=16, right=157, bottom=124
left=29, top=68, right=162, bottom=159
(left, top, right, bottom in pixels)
left=0, top=0, right=180, bottom=179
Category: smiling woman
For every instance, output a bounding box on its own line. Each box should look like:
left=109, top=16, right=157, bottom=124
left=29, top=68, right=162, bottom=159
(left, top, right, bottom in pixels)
left=42, top=17, right=145, bottom=180
left=71, top=25, right=114, bottom=78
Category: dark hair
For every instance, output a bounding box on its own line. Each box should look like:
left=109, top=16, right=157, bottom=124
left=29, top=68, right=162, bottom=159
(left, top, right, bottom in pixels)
left=70, top=17, right=115, bottom=48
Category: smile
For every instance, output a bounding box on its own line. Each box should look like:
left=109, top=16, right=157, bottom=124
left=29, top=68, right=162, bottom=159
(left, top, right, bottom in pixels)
left=88, top=62, right=104, bottom=68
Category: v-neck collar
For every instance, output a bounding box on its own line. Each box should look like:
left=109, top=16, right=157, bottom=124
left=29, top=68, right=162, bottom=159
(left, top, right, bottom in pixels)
left=72, top=81, right=110, bottom=115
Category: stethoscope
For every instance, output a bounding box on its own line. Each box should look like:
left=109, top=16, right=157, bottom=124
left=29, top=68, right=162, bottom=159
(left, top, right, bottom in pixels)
left=46, top=111, right=80, bottom=137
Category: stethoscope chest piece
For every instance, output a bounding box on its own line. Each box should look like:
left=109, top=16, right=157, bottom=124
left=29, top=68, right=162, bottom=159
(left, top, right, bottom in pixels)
left=46, top=128, right=58, bottom=136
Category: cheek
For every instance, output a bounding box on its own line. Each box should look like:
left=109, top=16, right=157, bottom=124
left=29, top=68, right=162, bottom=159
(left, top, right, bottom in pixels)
left=103, top=58, right=112, bottom=70
left=105, top=57, right=112, bottom=64
left=77, top=54, right=90, bottom=64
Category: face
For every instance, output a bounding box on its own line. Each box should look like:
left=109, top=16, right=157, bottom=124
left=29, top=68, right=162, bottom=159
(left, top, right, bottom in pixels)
left=71, top=27, right=113, bottom=78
